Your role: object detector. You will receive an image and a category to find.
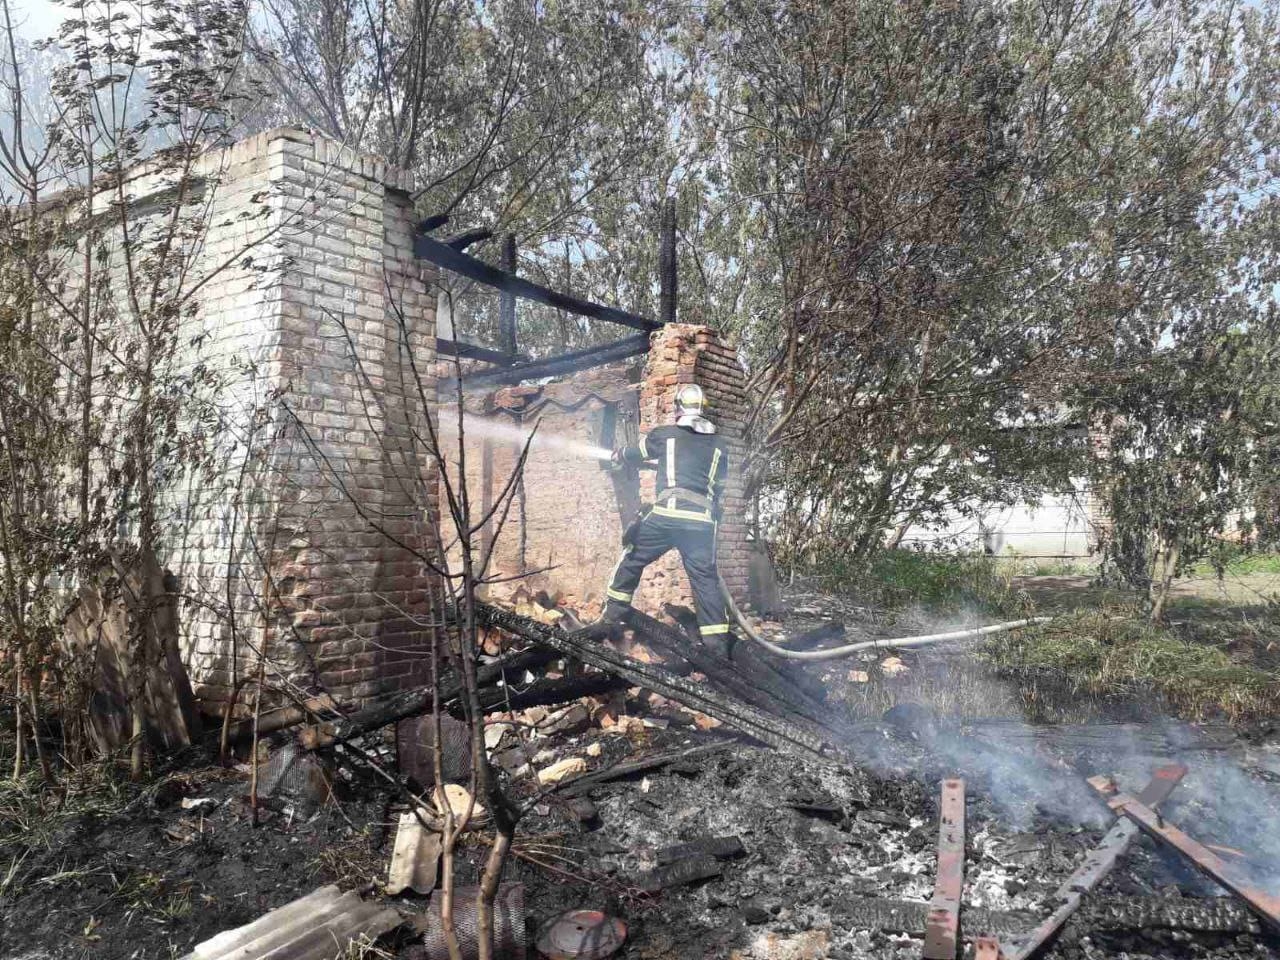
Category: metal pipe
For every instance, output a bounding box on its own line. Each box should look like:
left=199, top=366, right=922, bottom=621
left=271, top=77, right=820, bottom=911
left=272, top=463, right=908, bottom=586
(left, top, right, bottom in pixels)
left=720, top=577, right=1051, bottom=661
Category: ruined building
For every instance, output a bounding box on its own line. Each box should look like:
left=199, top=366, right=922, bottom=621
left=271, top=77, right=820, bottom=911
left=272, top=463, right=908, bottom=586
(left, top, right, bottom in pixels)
left=123, top=129, right=752, bottom=714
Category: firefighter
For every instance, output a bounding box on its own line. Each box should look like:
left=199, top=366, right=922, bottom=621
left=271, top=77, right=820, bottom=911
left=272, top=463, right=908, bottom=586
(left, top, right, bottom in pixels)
left=601, top=383, right=732, bottom=643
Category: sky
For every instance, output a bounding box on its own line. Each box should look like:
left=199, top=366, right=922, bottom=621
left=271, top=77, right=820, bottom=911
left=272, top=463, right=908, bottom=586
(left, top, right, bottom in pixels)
left=10, top=0, right=61, bottom=40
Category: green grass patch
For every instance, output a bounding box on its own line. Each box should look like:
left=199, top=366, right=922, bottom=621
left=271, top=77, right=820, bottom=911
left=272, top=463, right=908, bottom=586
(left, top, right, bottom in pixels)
left=983, top=610, right=1280, bottom=722
left=811, top=549, right=1028, bottom=615
left=1190, top=549, right=1280, bottom=578
left=994, top=554, right=1099, bottom=578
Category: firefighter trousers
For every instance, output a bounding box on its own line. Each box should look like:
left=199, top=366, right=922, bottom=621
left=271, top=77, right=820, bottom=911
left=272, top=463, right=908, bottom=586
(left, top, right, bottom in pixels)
left=605, top=512, right=730, bottom=637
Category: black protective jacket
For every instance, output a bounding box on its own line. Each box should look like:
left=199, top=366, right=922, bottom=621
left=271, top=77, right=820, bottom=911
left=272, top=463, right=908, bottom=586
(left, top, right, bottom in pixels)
left=621, top=424, right=729, bottom=523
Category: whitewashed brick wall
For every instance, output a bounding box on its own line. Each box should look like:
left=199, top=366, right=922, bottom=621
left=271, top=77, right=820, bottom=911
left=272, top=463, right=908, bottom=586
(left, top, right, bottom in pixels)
left=153, top=129, right=436, bottom=711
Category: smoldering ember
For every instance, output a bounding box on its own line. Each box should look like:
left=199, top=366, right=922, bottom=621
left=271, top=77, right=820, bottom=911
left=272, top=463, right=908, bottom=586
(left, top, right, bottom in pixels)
left=4, top=4, right=1280, bottom=960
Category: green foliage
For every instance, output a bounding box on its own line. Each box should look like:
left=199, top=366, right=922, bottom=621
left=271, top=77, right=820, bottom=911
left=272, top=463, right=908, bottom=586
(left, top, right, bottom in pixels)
left=1191, top=551, right=1280, bottom=579
left=996, top=555, right=1097, bottom=578
left=984, top=611, right=1280, bottom=721
left=796, top=548, right=1027, bottom=615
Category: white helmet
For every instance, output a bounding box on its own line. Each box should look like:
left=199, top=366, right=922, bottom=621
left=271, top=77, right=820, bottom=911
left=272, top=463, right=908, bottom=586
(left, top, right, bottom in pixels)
left=675, top=383, right=716, bottom=434
left=675, top=383, right=705, bottom=417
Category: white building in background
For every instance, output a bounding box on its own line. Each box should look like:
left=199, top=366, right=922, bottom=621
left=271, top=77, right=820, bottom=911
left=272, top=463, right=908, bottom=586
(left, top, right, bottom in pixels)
left=898, top=481, right=1100, bottom=557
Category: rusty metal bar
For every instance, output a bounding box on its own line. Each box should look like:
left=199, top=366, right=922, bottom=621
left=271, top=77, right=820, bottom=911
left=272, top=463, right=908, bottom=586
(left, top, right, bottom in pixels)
left=974, top=937, right=1002, bottom=960
left=923, top=778, right=966, bottom=959
left=1001, top=763, right=1187, bottom=960
left=1094, top=784, right=1280, bottom=936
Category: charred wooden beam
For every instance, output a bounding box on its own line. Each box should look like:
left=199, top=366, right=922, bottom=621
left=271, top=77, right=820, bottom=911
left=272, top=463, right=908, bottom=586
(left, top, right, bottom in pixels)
left=923, top=778, right=966, bottom=959
left=473, top=671, right=629, bottom=715
left=655, top=836, right=746, bottom=865
left=834, top=896, right=1260, bottom=939
left=560, top=742, right=734, bottom=798
left=418, top=213, right=449, bottom=233
left=445, top=227, right=493, bottom=251
left=499, top=233, right=518, bottom=357
left=628, top=607, right=829, bottom=724
left=1093, top=782, right=1280, bottom=935
left=221, top=695, right=339, bottom=744
left=298, top=647, right=552, bottom=750
left=436, top=338, right=524, bottom=365
left=1002, top=763, right=1187, bottom=960
left=414, top=231, right=661, bottom=332
left=475, top=602, right=834, bottom=759
left=635, top=856, right=721, bottom=894
left=462, top=334, right=651, bottom=389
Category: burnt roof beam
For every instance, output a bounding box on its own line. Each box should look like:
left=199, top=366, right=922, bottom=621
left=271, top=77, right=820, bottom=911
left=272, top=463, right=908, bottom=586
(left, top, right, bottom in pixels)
left=414, top=231, right=662, bottom=334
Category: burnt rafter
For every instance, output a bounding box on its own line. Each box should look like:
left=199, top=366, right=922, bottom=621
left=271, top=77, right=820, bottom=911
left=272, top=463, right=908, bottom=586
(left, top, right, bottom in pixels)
left=444, top=227, right=493, bottom=251
left=413, top=230, right=662, bottom=334
left=436, top=338, right=527, bottom=366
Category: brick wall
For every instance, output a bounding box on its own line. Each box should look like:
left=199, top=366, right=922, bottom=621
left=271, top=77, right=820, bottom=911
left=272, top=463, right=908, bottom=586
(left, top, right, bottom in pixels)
left=452, top=323, right=752, bottom=624
left=635, top=324, right=751, bottom=615
left=447, top=364, right=641, bottom=619
left=145, top=129, right=437, bottom=711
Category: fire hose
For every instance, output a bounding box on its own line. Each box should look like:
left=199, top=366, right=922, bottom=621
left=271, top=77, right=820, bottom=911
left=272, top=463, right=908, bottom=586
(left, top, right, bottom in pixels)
left=718, top=575, right=1052, bottom=662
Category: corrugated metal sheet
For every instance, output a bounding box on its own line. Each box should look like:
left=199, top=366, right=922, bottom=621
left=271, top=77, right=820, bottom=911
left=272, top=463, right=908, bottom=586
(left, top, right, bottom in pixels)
left=183, top=885, right=401, bottom=960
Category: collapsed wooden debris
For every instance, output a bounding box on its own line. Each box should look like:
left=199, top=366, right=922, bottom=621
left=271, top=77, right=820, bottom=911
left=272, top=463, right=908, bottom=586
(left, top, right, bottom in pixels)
left=830, top=895, right=1261, bottom=939
left=1000, top=763, right=1188, bottom=960
left=178, top=592, right=1274, bottom=960
left=967, top=768, right=1280, bottom=960
left=474, top=602, right=838, bottom=760
left=559, top=742, right=734, bottom=798
left=182, top=885, right=401, bottom=960
left=1092, top=780, right=1280, bottom=936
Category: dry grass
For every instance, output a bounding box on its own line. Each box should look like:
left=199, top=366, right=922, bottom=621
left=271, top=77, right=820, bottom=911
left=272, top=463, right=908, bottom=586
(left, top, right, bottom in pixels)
left=982, top=610, right=1280, bottom=722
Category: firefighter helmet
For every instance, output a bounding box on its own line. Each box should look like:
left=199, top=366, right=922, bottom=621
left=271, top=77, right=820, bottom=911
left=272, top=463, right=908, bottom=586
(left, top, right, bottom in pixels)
left=675, top=383, right=706, bottom=417
left=675, top=383, right=716, bottom=434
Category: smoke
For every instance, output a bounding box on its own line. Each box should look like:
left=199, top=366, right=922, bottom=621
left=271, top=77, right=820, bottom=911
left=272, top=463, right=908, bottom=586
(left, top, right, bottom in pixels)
left=436, top=406, right=612, bottom=462
left=836, top=609, right=1280, bottom=888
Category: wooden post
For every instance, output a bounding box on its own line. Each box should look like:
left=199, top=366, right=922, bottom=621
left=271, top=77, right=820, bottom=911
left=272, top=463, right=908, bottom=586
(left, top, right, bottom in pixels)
left=658, top=197, right=677, bottom=325
left=500, top=233, right=517, bottom=356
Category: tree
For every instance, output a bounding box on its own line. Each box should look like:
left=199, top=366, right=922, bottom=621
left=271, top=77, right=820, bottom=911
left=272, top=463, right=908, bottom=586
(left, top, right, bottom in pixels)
left=651, top=0, right=1280, bottom=572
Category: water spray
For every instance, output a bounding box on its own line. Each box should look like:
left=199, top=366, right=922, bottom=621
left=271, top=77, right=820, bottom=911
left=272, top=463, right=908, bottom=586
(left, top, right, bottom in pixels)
left=436, top=405, right=614, bottom=462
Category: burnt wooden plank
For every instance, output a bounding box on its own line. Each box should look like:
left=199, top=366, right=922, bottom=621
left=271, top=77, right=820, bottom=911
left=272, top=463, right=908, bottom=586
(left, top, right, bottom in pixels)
left=436, top=338, right=523, bottom=365
left=1097, top=786, right=1280, bottom=935
left=635, top=856, right=723, bottom=893
left=475, top=602, right=834, bottom=759
left=831, top=896, right=1259, bottom=938
left=560, top=742, right=734, bottom=797
left=923, top=778, right=966, bottom=959
left=1002, top=763, right=1187, bottom=960
left=655, top=835, right=746, bottom=864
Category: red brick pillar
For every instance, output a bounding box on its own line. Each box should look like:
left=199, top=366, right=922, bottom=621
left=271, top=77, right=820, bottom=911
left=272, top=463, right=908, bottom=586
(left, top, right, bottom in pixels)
left=636, top=324, right=750, bottom=620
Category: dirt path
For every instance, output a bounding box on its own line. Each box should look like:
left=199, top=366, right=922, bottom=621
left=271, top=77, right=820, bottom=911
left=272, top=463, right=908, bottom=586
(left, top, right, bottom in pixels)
left=1013, top=573, right=1280, bottom=613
